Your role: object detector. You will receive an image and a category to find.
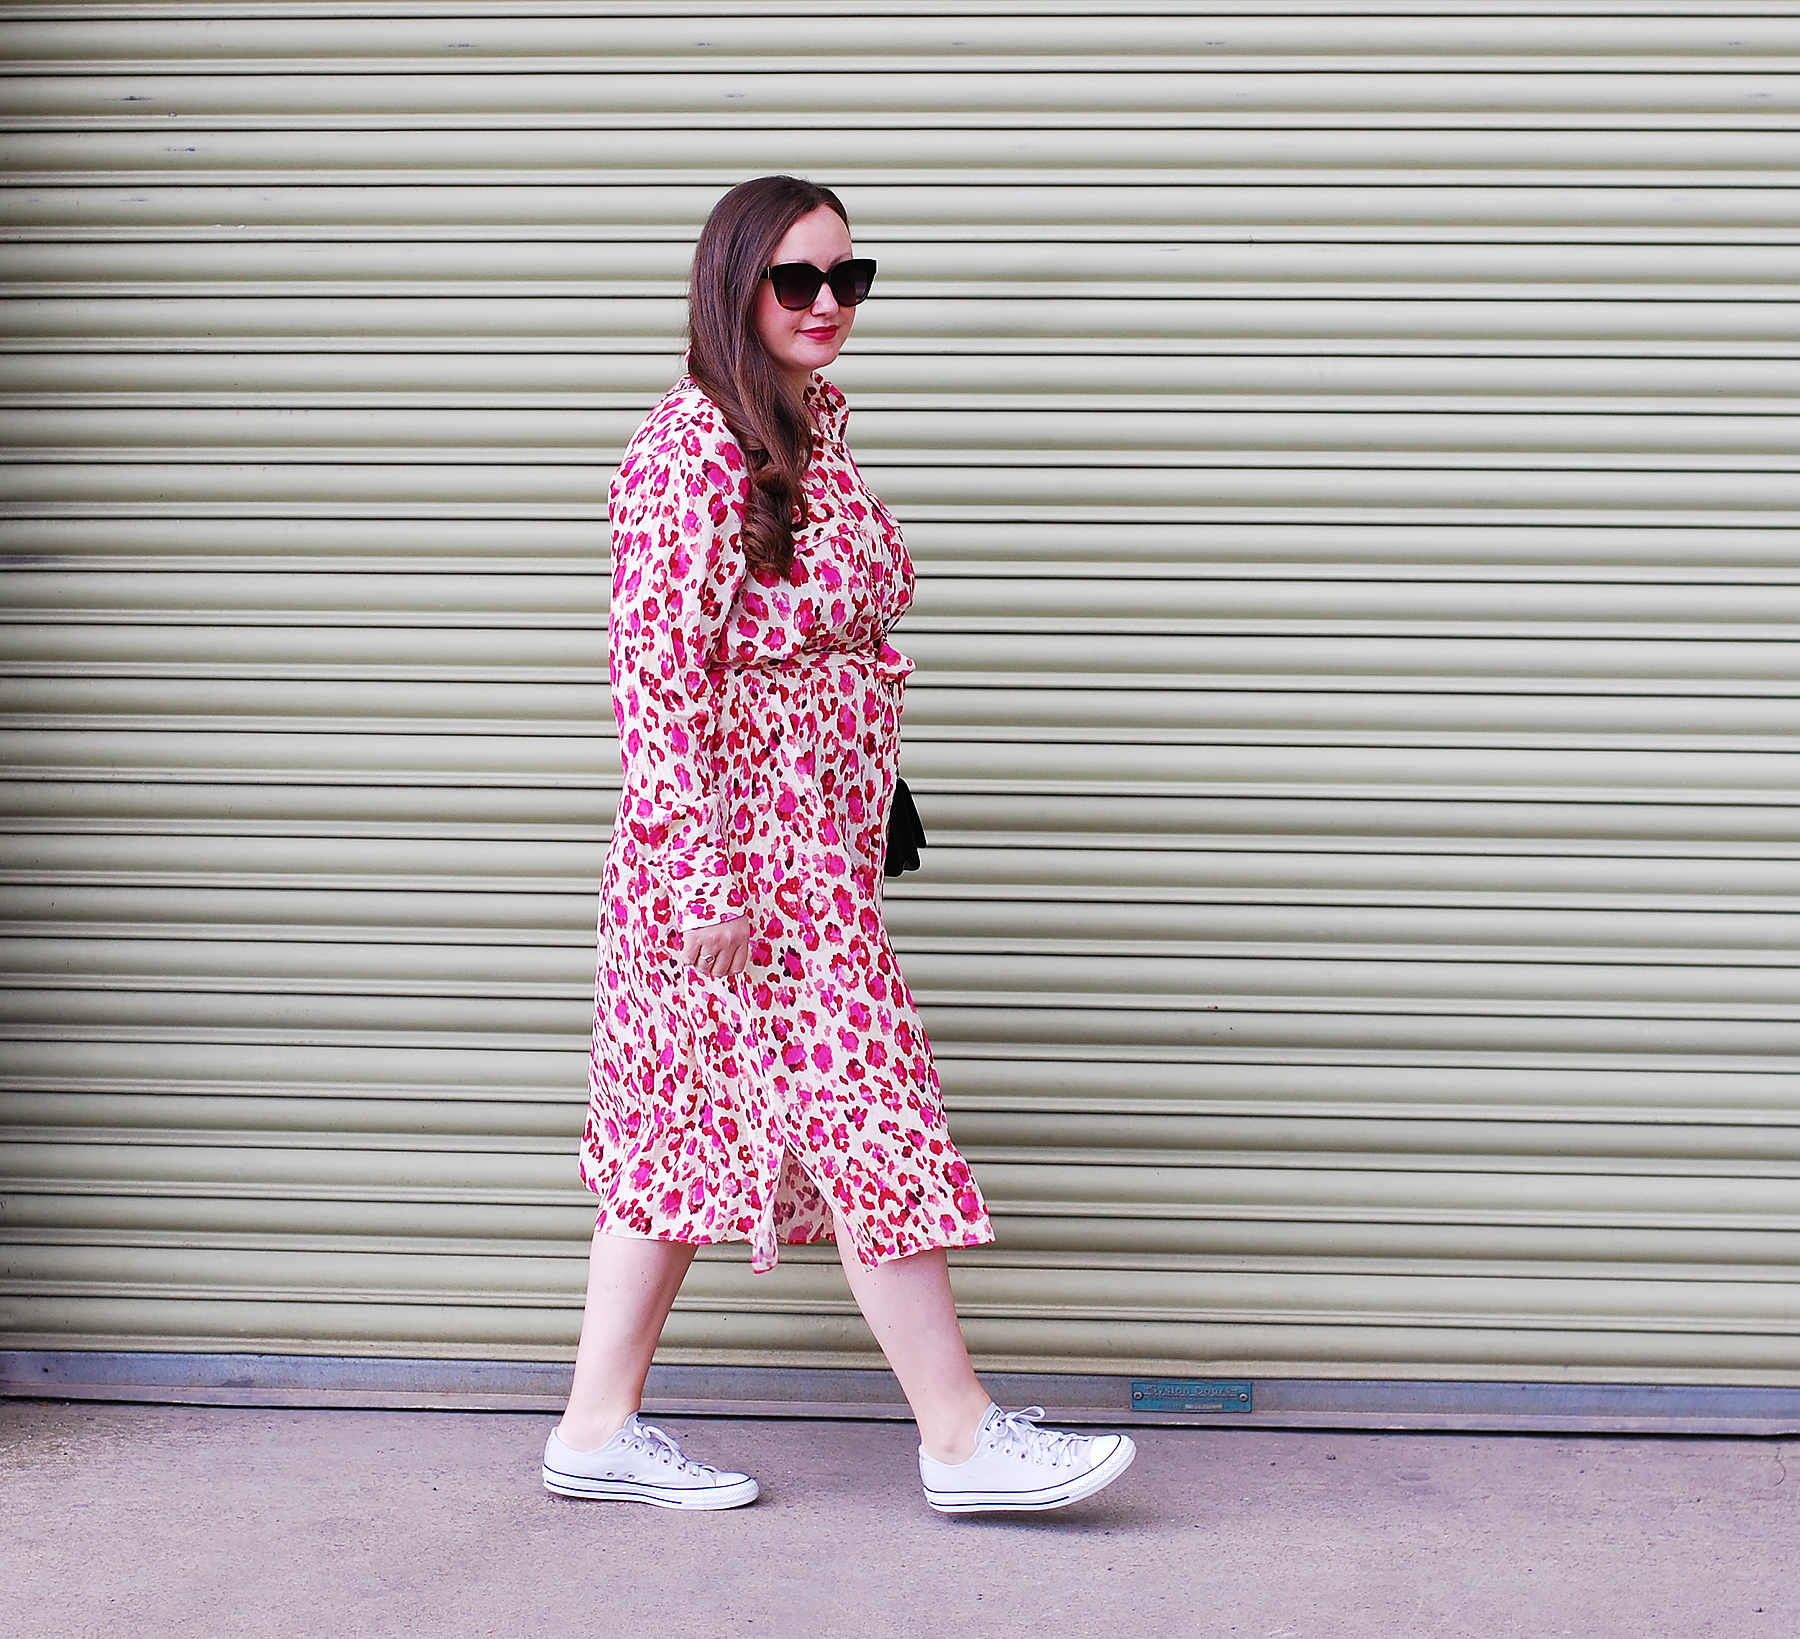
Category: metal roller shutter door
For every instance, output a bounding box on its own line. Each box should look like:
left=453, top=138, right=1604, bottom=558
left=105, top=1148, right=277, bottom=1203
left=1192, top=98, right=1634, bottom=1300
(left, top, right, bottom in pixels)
left=2, top=3, right=1797, bottom=1387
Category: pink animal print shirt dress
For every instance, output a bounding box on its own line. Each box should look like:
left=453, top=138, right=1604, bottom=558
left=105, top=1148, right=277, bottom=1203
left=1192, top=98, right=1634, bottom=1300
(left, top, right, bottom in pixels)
left=579, top=373, right=994, bottom=1274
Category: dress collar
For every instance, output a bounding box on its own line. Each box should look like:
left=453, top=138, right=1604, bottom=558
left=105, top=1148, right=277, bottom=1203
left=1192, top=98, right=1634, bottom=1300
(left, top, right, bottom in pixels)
left=805, top=372, right=848, bottom=438
left=672, top=364, right=846, bottom=437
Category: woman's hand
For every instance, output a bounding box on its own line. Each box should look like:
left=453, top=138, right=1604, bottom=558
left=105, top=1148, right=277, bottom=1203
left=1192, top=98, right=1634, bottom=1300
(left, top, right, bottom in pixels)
left=682, top=915, right=751, bottom=979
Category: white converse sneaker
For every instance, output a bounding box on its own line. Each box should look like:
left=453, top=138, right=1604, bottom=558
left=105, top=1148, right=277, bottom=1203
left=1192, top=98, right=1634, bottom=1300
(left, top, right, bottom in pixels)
left=542, top=1414, right=759, bottom=1509
left=919, top=1403, right=1136, bottom=1514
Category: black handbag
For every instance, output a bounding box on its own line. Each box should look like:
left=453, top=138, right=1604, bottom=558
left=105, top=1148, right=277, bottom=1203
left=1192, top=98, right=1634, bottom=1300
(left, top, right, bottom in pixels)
left=884, top=777, right=927, bottom=878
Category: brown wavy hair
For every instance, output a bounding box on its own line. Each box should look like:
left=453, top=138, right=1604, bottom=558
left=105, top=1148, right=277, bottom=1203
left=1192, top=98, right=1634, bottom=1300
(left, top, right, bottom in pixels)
left=687, top=175, right=850, bottom=580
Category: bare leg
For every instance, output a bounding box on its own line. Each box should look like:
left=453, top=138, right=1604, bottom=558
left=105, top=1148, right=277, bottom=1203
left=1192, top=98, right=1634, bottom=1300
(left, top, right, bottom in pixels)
left=555, top=1229, right=697, bottom=1451
left=835, top=1230, right=993, bottom=1464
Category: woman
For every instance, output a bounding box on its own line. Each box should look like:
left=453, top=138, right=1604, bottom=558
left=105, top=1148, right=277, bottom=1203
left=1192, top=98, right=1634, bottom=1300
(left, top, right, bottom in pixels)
left=541, top=176, right=1136, bottom=1514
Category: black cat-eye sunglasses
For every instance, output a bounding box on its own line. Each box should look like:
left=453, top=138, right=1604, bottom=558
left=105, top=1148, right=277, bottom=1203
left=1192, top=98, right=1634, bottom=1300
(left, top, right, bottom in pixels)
left=762, top=258, right=878, bottom=311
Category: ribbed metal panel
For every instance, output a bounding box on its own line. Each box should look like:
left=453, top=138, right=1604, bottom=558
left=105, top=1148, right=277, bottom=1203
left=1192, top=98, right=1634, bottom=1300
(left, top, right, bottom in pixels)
left=2, top=2, right=1796, bottom=1385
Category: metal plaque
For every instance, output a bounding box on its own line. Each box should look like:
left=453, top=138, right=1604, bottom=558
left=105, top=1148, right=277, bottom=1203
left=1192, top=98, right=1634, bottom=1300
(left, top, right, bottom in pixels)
left=1131, top=1378, right=1255, bottom=1414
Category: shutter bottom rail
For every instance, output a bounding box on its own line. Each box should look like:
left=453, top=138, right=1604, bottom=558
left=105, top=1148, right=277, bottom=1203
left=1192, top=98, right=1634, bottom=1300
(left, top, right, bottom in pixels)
left=5, top=1349, right=1797, bottom=1436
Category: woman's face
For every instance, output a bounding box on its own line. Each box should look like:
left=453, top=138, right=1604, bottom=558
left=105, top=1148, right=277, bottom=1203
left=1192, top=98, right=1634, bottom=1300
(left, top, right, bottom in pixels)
left=752, top=204, right=857, bottom=386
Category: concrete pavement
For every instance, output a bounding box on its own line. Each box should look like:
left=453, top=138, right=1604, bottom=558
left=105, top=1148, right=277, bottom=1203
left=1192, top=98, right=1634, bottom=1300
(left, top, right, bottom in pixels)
left=2, top=1400, right=1793, bottom=1638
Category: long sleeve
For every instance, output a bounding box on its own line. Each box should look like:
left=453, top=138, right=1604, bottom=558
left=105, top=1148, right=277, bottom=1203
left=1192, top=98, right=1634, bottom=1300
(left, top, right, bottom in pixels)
left=608, top=408, right=750, bottom=930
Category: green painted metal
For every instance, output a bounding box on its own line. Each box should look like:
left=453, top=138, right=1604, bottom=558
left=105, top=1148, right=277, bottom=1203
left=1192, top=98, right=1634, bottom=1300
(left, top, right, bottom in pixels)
left=1, top=3, right=1796, bottom=1390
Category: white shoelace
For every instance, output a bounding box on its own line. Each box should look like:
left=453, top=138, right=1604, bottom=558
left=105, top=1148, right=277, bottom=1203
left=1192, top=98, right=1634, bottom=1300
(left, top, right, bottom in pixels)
left=985, top=1406, right=1090, bottom=1470
left=626, top=1418, right=715, bottom=1478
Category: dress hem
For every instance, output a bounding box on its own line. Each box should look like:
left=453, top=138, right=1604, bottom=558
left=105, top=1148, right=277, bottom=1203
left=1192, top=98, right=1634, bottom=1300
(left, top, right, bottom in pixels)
left=588, top=1191, right=996, bottom=1274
